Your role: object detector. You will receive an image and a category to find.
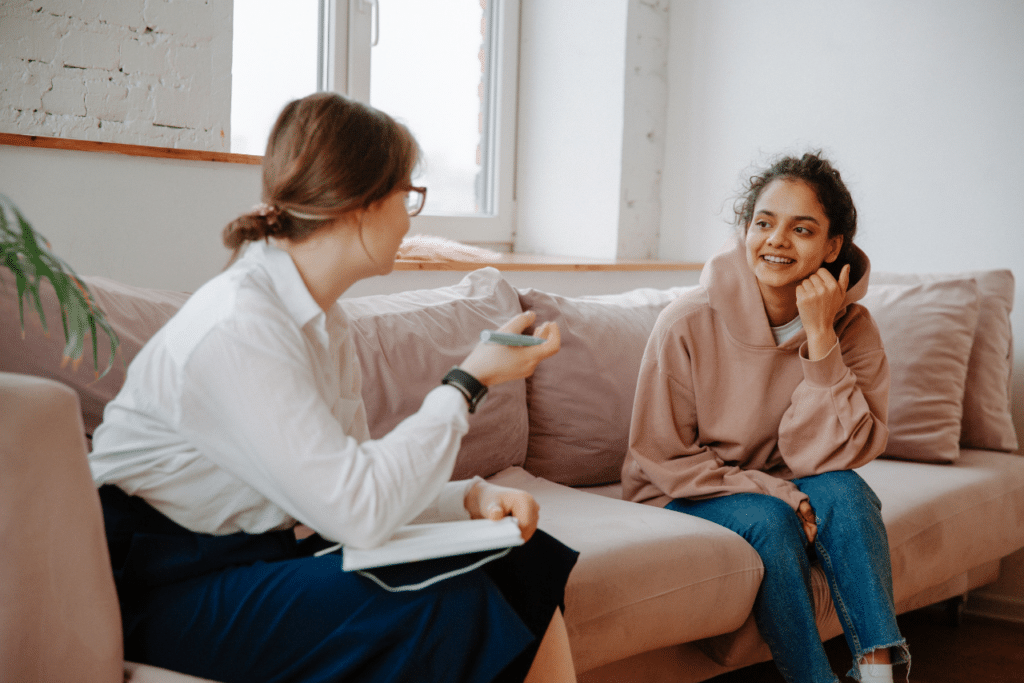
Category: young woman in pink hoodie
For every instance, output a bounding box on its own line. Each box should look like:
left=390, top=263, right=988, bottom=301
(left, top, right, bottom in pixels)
left=623, top=153, right=907, bottom=683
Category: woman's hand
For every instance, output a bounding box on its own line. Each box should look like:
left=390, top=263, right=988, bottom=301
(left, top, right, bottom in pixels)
left=796, top=263, right=850, bottom=360
left=458, top=310, right=561, bottom=387
left=797, top=500, right=818, bottom=544
left=464, top=479, right=540, bottom=542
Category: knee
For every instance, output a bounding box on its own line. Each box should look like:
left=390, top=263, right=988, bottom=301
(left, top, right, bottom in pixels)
left=802, top=470, right=880, bottom=516
left=727, top=497, right=806, bottom=553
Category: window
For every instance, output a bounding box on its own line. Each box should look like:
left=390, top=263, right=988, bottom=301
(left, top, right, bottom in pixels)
left=233, top=0, right=519, bottom=248
left=230, top=1, right=319, bottom=157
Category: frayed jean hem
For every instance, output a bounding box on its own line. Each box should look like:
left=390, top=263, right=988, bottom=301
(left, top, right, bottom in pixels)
left=847, top=640, right=911, bottom=682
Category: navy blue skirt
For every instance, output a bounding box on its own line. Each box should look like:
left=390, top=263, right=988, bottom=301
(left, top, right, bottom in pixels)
left=99, top=485, right=578, bottom=683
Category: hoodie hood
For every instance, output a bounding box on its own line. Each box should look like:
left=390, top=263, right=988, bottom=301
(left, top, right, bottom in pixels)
left=700, top=235, right=872, bottom=348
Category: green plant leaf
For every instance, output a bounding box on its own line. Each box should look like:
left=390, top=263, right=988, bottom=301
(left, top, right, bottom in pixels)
left=1, top=193, right=120, bottom=378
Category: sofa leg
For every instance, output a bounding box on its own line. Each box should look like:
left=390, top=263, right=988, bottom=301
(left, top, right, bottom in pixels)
left=944, top=594, right=968, bottom=627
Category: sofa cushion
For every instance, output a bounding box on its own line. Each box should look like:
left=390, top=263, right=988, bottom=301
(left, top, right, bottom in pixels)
left=860, top=279, right=980, bottom=463
left=516, top=286, right=694, bottom=486
left=341, top=268, right=528, bottom=480
left=487, top=466, right=763, bottom=674
left=872, top=270, right=1017, bottom=453
left=0, top=269, right=188, bottom=439
left=862, top=449, right=1024, bottom=603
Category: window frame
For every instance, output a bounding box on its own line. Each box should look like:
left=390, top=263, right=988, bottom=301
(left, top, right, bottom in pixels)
left=319, top=0, right=519, bottom=248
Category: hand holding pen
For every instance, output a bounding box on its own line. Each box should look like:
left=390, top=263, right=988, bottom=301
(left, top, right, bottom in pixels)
left=458, top=311, right=560, bottom=387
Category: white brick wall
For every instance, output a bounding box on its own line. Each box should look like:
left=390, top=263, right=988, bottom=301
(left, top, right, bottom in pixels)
left=0, top=0, right=232, bottom=151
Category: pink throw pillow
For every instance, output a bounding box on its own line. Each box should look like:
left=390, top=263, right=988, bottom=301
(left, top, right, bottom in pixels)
left=517, top=286, right=694, bottom=486
left=0, top=270, right=189, bottom=438
left=860, top=279, right=980, bottom=463
left=341, top=268, right=528, bottom=480
left=872, top=270, right=1016, bottom=453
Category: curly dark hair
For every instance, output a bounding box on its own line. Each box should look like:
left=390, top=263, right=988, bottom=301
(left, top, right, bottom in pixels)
left=733, top=152, right=857, bottom=277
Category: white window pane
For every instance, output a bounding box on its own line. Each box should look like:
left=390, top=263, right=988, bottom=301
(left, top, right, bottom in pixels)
left=370, top=0, right=486, bottom=216
left=231, top=1, right=319, bottom=155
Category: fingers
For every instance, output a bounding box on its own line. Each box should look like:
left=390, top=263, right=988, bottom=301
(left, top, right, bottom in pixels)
left=498, top=312, right=561, bottom=355
left=797, top=501, right=817, bottom=544
left=504, top=490, right=539, bottom=541
left=796, top=266, right=849, bottom=328
left=530, top=320, right=561, bottom=358
left=459, top=317, right=561, bottom=387
left=498, top=310, right=536, bottom=334
left=800, top=268, right=837, bottom=293
left=479, top=485, right=539, bottom=542
left=838, top=263, right=851, bottom=293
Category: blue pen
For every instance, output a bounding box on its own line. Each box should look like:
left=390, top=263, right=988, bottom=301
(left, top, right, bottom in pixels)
left=480, top=330, right=545, bottom=346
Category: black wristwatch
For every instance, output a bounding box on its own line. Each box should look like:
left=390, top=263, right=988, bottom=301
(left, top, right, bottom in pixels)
left=442, top=367, right=488, bottom=414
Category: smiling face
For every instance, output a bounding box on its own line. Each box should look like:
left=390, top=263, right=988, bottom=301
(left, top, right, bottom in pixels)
left=745, top=178, right=843, bottom=307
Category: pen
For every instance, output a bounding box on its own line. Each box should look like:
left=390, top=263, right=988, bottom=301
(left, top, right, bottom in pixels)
left=479, top=330, right=545, bottom=346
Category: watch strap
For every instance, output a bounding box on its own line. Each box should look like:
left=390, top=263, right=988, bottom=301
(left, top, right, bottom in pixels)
left=442, top=367, right=488, bottom=414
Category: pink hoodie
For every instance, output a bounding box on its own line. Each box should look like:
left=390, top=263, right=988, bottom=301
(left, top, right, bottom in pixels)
left=621, top=237, right=890, bottom=511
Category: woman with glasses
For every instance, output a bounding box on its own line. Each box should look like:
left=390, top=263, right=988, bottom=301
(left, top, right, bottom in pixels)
left=89, top=92, right=578, bottom=683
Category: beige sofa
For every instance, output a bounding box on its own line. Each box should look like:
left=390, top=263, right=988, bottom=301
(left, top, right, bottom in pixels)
left=2, top=265, right=1023, bottom=683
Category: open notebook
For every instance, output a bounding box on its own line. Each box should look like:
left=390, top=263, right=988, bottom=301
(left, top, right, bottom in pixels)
left=315, top=517, right=525, bottom=571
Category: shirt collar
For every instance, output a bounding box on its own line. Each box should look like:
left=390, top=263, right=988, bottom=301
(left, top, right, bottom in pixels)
left=243, top=240, right=326, bottom=330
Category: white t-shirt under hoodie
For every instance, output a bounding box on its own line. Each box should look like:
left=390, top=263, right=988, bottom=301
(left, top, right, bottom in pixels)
left=90, top=240, right=474, bottom=549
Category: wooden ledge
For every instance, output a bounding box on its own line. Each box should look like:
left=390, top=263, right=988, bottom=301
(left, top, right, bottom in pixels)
left=0, top=132, right=261, bottom=165
left=395, top=254, right=702, bottom=272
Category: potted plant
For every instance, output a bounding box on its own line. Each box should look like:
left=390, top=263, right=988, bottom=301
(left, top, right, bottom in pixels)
left=1, top=193, right=118, bottom=378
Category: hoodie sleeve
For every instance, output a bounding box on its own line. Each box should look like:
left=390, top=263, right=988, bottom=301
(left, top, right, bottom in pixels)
left=777, top=305, right=890, bottom=476
left=623, top=319, right=808, bottom=511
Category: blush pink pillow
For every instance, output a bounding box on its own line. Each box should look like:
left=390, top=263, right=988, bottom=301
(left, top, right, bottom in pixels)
left=517, top=286, right=694, bottom=486
left=860, top=279, right=981, bottom=463
left=872, top=270, right=1016, bottom=453
left=0, top=269, right=189, bottom=438
left=341, top=268, right=528, bottom=480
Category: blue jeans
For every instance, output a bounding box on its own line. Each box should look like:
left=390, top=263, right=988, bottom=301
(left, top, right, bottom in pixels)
left=667, top=470, right=908, bottom=683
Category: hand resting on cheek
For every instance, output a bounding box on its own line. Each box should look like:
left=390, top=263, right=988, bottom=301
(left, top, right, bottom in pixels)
left=796, top=263, right=850, bottom=361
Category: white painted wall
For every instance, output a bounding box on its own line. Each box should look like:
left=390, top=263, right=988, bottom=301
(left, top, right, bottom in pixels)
left=660, top=0, right=1024, bottom=620
left=514, top=0, right=670, bottom=260
left=0, top=0, right=232, bottom=151
left=617, top=0, right=670, bottom=260
left=515, top=0, right=629, bottom=259
left=0, top=145, right=260, bottom=291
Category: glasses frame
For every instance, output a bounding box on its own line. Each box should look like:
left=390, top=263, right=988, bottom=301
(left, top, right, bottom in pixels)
left=406, top=186, right=427, bottom=217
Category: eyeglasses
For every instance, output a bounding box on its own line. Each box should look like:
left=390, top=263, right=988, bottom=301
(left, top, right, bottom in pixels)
left=405, top=186, right=427, bottom=216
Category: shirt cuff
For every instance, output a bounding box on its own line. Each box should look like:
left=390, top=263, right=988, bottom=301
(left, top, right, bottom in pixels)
left=429, top=384, right=473, bottom=426
left=798, top=339, right=848, bottom=387
left=444, top=477, right=478, bottom=521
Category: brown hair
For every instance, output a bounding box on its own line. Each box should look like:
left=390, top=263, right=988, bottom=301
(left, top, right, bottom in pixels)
left=223, top=92, right=419, bottom=265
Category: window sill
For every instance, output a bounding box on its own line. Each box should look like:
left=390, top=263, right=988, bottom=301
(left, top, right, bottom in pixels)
left=0, top=132, right=261, bottom=165
left=394, top=254, right=702, bottom=272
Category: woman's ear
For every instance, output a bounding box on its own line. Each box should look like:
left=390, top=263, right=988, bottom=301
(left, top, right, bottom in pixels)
left=825, top=235, right=844, bottom=263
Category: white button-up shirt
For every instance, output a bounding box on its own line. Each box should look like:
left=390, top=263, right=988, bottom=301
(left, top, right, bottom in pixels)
left=90, top=241, right=473, bottom=548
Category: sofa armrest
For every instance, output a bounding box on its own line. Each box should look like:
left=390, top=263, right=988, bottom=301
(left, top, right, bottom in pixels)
left=0, top=372, right=123, bottom=683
